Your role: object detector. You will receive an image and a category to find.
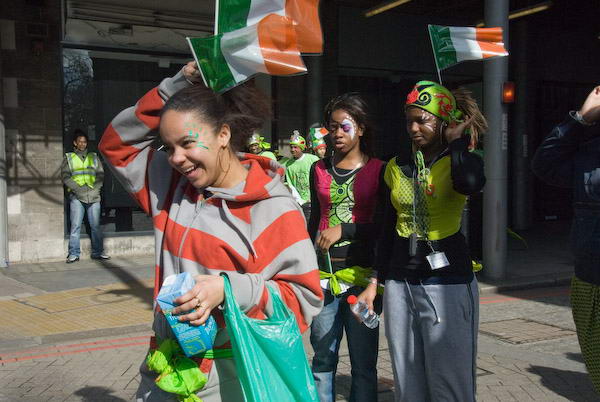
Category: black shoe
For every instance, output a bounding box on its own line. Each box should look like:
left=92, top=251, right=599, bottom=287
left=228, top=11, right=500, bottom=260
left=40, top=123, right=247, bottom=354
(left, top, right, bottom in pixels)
left=91, top=254, right=111, bottom=260
left=66, top=255, right=79, bottom=263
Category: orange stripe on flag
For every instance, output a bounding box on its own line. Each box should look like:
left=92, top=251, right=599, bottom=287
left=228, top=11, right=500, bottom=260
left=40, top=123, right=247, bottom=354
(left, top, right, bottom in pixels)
left=257, top=14, right=306, bottom=76
left=475, top=27, right=507, bottom=59
left=478, top=41, right=508, bottom=59
left=285, top=0, right=323, bottom=54
left=475, top=27, right=504, bottom=43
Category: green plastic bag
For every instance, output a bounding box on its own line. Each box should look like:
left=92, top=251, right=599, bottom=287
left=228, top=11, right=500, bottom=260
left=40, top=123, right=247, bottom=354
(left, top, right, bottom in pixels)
left=221, top=273, right=319, bottom=402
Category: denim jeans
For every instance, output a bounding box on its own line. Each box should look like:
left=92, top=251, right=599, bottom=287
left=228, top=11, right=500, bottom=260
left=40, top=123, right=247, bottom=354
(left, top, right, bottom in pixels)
left=310, top=286, right=382, bottom=402
left=68, top=195, right=104, bottom=257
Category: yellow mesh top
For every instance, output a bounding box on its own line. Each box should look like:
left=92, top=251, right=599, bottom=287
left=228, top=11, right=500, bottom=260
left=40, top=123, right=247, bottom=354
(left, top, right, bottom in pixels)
left=385, top=156, right=466, bottom=241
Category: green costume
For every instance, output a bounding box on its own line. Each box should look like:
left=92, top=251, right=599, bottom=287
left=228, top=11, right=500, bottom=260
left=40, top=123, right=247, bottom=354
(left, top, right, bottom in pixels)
left=283, top=153, right=319, bottom=203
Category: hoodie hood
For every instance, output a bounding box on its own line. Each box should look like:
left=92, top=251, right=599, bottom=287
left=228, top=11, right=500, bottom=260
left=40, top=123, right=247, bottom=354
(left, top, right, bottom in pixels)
left=206, top=152, right=290, bottom=202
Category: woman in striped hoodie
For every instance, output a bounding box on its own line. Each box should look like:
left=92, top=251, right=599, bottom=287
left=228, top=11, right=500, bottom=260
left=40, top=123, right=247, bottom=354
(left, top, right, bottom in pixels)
left=99, top=62, right=323, bottom=401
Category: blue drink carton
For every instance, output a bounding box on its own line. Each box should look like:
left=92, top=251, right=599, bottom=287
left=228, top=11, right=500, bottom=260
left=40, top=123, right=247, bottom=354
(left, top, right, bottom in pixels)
left=156, top=272, right=217, bottom=357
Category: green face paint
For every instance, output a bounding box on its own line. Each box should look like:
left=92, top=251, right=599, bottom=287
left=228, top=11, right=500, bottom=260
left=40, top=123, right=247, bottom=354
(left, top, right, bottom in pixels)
left=184, top=122, right=209, bottom=150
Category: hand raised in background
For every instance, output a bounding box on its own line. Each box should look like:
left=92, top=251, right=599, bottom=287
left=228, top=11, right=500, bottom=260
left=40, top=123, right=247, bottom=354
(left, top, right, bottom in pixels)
left=580, top=86, right=600, bottom=124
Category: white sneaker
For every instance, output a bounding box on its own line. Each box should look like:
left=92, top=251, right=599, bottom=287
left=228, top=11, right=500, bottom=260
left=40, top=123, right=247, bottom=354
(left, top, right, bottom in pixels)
left=66, top=255, right=79, bottom=263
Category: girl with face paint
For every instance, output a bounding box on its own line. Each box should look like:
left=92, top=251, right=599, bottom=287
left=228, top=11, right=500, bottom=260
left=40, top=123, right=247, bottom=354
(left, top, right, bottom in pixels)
left=359, top=81, right=488, bottom=402
left=307, top=93, right=386, bottom=402
left=99, top=62, right=323, bottom=401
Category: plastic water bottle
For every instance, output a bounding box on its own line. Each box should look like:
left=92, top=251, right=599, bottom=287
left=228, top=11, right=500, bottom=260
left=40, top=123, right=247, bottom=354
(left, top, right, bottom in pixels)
left=347, top=295, right=379, bottom=329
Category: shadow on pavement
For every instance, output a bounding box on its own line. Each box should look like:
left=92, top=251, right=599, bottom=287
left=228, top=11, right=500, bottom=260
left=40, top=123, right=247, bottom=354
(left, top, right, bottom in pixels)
left=527, top=365, right=597, bottom=402
left=74, top=386, right=128, bottom=401
left=480, top=220, right=575, bottom=308
left=334, top=374, right=395, bottom=401
left=94, top=259, right=154, bottom=308
left=565, top=351, right=585, bottom=364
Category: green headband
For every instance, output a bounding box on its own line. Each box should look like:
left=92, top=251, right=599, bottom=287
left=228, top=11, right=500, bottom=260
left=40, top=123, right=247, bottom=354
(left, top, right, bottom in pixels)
left=290, top=131, right=306, bottom=150
left=405, top=81, right=463, bottom=123
left=247, top=133, right=270, bottom=150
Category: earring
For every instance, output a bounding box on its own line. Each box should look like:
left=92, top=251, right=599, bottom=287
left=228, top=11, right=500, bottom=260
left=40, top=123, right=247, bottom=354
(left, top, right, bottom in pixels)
left=218, top=147, right=232, bottom=177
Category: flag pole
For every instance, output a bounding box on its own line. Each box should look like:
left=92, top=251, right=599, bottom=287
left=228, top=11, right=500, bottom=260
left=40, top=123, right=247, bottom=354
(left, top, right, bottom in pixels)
left=186, top=38, right=209, bottom=88
left=214, top=0, right=219, bottom=35
left=427, top=25, right=443, bottom=85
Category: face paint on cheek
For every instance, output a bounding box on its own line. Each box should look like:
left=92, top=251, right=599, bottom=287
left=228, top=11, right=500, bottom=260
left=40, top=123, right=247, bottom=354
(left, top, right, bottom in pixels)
left=420, top=111, right=438, bottom=135
left=184, top=122, right=209, bottom=150
left=341, top=118, right=356, bottom=140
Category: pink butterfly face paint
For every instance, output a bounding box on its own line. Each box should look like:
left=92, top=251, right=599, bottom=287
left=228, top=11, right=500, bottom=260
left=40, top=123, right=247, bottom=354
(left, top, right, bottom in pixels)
left=341, top=118, right=356, bottom=140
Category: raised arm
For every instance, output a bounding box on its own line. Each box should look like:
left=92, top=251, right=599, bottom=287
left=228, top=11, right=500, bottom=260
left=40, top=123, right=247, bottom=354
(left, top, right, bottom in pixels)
left=98, top=63, right=198, bottom=213
left=532, top=86, right=600, bottom=188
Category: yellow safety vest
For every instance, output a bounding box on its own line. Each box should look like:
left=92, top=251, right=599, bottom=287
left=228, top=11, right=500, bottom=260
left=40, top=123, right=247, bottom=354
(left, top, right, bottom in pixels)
left=66, top=152, right=97, bottom=189
left=385, top=156, right=466, bottom=241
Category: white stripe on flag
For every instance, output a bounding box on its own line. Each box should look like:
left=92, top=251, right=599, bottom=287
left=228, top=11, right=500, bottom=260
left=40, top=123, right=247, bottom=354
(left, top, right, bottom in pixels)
left=449, top=27, right=482, bottom=62
left=247, top=0, right=286, bottom=26
left=221, top=24, right=268, bottom=83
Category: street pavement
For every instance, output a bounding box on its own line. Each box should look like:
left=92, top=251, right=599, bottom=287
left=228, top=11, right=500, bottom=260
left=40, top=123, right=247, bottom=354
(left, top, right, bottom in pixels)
left=0, top=220, right=597, bottom=401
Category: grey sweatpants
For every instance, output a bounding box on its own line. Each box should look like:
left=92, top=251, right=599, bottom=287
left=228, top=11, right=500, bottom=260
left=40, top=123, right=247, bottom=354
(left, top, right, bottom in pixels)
left=383, top=277, right=479, bottom=402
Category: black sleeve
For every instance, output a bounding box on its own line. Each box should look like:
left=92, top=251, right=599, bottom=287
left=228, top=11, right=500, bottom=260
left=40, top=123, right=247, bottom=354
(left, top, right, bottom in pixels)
left=449, top=136, right=486, bottom=195
left=374, top=166, right=395, bottom=283
left=307, top=162, right=320, bottom=243
left=531, top=113, right=584, bottom=189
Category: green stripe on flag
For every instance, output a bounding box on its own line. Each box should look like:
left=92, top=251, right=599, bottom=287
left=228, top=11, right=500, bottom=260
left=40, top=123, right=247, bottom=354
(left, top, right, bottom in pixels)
left=217, top=0, right=252, bottom=34
left=188, top=36, right=237, bottom=93
left=428, top=25, right=458, bottom=71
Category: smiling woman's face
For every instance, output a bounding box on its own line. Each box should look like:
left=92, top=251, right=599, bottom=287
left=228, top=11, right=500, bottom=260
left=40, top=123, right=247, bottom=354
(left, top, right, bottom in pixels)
left=159, top=110, right=227, bottom=189
left=405, top=106, right=441, bottom=150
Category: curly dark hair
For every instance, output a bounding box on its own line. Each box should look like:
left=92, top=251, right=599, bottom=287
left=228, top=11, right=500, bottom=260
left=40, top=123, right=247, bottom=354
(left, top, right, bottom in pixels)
left=323, top=92, right=374, bottom=155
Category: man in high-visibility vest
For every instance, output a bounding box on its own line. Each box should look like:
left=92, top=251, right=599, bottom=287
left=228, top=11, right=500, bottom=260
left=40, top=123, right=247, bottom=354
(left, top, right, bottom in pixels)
left=61, top=129, right=110, bottom=263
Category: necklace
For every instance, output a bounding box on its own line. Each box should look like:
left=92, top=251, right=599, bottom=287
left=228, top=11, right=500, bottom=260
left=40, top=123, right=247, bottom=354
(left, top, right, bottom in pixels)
left=331, top=155, right=366, bottom=178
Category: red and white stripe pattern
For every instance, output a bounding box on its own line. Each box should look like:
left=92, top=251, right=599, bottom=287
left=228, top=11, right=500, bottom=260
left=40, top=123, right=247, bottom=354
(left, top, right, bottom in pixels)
left=99, top=71, right=323, bottom=376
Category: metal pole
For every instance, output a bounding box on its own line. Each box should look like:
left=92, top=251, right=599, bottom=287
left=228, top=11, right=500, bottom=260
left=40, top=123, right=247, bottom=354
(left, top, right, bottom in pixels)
left=512, top=20, right=532, bottom=231
left=305, top=56, right=323, bottom=129
left=482, top=0, right=509, bottom=280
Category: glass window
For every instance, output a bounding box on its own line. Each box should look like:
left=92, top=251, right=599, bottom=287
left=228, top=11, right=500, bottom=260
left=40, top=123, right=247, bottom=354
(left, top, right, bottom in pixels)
left=62, top=48, right=184, bottom=235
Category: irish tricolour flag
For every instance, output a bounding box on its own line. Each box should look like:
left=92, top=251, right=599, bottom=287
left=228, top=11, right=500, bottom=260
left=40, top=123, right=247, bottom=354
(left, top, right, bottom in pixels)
left=216, top=0, right=322, bottom=54
left=187, top=14, right=306, bottom=93
left=428, top=25, right=508, bottom=71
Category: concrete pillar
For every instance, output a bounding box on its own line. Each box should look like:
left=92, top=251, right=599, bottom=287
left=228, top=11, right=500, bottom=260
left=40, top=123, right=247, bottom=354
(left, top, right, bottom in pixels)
left=482, top=0, right=509, bottom=280
left=0, top=55, right=7, bottom=268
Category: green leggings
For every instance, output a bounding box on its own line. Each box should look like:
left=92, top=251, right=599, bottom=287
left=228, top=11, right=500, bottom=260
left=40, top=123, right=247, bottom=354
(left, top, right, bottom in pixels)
left=571, top=276, right=600, bottom=392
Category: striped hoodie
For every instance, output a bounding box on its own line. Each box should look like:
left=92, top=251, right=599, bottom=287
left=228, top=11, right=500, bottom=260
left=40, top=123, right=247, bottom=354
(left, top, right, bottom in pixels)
left=98, top=70, right=323, bottom=379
